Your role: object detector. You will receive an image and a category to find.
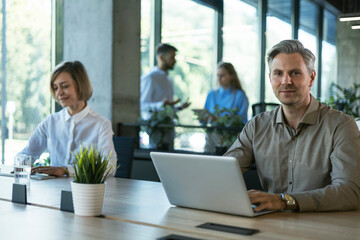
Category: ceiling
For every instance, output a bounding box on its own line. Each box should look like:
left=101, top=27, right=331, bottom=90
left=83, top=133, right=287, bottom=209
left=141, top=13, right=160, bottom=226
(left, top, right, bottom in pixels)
left=325, top=0, right=360, bottom=14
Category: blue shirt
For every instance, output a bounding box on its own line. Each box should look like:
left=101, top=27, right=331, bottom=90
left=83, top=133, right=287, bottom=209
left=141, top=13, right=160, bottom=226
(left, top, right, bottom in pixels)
left=204, top=86, right=249, bottom=124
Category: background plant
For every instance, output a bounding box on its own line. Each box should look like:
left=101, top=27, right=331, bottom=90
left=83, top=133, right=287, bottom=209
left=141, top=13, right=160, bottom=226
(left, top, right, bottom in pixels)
left=140, top=106, right=178, bottom=148
left=72, top=145, right=115, bottom=184
left=194, top=106, right=244, bottom=147
left=325, top=83, right=360, bottom=119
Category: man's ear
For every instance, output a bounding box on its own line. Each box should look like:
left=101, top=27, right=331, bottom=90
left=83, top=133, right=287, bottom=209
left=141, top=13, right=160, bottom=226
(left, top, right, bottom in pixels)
left=157, top=54, right=163, bottom=62
left=309, top=70, right=316, bottom=87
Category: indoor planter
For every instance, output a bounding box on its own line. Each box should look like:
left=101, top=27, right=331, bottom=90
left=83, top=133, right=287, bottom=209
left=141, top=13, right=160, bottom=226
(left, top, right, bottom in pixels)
left=71, top=145, right=115, bottom=217
left=140, top=105, right=178, bottom=150
left=195, top=106, right=245, bottom=154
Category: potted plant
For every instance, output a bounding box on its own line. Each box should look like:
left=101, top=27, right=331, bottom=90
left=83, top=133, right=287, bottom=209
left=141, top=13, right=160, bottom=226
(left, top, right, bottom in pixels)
left=71, top=145, right=116, bottom=216
left=195, top=106, right=244, bottom=154
left=140, top=105, right=178, bottom=150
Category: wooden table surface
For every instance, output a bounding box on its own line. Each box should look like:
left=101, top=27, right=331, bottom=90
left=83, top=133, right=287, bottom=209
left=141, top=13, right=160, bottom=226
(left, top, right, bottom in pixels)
left=0, top=200, right=223, bottom=240
left=0, top=176, right=359, bottom=240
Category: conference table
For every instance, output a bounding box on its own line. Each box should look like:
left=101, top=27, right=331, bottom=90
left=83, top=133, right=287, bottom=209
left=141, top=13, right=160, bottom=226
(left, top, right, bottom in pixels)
left=0, top=176, right=359, bottom=240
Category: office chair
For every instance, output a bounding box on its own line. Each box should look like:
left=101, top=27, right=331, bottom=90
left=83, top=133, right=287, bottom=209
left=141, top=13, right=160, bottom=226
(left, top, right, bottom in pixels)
left=243, top=164, right=263, bottom=191
left=252, top=102, right=279, bottom=117
left=112, top=136, right=135, bottom=178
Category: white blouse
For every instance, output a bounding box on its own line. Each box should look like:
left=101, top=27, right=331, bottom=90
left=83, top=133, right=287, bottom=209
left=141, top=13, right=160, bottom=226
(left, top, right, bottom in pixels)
left=18, top=105, right=117, bottom=176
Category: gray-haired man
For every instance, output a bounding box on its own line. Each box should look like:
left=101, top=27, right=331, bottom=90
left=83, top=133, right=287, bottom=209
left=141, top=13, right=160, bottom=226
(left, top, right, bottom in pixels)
left=225, top=39, right=360, bottom=212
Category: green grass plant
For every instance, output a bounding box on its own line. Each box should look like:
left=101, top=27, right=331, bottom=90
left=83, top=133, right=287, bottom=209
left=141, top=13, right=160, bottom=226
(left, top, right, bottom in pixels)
left=72, top=145, right=116, bottom=184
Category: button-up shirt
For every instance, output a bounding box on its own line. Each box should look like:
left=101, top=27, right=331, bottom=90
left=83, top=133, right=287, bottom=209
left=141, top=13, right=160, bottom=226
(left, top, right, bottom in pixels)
left=140, top=67, right=174, bottom=119
left=19, top=105, right=117, bottom=176
left=225, top=95, right=360, bottom=212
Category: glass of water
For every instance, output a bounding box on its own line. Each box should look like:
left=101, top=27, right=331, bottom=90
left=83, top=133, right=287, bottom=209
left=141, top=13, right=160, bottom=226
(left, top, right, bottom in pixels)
left=14, top=154, right=32, bottom=189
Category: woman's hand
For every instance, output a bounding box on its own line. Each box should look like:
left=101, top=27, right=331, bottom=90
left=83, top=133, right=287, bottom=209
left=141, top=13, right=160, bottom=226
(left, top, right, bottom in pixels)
left=31, top=166, right=68, bottom=177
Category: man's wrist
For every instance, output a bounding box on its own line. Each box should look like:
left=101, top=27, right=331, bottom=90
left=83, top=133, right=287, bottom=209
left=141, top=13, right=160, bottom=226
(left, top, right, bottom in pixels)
left=281, top=193, right=298, bottom=211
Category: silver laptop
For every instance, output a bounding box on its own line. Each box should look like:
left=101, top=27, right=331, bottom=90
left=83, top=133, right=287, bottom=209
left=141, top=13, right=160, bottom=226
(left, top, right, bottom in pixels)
left=150, top=152, right=274, bottom=217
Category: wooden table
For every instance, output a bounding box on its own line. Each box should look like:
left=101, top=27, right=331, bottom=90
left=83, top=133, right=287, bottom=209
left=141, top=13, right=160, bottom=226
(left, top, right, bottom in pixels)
left=0, top=200, right=221, bottom=240
left=0, top=176, right=359, bottom=240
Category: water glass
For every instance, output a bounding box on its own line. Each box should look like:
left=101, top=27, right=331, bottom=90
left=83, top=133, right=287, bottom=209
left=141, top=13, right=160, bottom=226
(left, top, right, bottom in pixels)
left=14, top=154, right=32, bottom=189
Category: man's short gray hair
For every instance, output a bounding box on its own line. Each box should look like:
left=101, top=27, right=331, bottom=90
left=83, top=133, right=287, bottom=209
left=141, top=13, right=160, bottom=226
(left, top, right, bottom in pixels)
left=266, top=39, right=316, bottom=74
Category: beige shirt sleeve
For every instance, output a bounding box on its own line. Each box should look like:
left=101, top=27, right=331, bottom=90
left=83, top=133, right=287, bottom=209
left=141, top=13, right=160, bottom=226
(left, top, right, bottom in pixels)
left=292, top=118, right=360, bottom=212
left=224, top=120, right=255, bottom=173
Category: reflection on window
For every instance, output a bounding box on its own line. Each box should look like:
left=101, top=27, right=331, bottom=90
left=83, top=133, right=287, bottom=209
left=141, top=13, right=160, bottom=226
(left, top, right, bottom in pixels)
left=0, top=0, right=51, bottom=164
left=162, top=0, right=216, bottom=125
left=321, top=10, right=337, bottom=101
left=223, top=0, right=259, bottom=117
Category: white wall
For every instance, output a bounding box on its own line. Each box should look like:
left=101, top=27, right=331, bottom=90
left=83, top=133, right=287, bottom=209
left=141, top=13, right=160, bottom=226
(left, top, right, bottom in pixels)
left=63, top=0, right=113, bottom=120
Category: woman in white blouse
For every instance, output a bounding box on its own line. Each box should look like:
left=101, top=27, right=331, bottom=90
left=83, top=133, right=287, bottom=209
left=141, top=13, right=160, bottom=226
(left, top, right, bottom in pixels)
left=18, top=61, right=117, bottom=177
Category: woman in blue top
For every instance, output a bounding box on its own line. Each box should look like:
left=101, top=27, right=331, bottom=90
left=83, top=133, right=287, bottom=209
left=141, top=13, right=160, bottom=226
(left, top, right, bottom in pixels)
left=204, top=62, right=249, bottom=124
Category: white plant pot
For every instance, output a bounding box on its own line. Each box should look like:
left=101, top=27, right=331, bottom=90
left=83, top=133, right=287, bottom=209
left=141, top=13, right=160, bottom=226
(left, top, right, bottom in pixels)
left=71, top=181, right=106, bottom=217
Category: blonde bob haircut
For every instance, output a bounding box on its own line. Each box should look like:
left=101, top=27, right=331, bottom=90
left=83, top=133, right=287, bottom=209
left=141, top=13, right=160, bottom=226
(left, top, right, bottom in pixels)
left=50, top=61, right=93, bottom=102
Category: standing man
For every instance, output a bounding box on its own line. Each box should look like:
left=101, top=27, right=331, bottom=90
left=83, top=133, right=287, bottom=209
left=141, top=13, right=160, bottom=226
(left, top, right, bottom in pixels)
left=140, top=43, right=190, bottom=119
left=225, top=40, right=360, bottom=212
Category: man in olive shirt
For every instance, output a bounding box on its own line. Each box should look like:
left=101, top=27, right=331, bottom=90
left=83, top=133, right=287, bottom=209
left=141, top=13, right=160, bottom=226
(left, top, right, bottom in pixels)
left=225, top=40, right=360, bottom=212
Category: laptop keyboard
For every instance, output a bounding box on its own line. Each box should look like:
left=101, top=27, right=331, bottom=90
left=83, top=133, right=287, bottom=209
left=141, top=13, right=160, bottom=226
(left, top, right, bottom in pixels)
left=251, top=204, right=269, bottom=213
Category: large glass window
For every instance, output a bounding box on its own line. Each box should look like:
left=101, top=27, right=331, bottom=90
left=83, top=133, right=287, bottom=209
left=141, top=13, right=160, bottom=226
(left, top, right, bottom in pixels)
left=265, top=0, right=292, bottom=103
left=321, top=9, right=337, bottom=101
left=299, top=0, right=318, bottom=97
left=0, top=0, right=51, bottom=164
left=223, top=0, right=259, bottom=118
left=162, top=0, right=216, bottom=125
left=140, top=0, right=152, bottom=76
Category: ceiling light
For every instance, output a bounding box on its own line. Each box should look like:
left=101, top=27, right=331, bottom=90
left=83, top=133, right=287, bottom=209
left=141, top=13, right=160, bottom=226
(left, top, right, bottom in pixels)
left=351, top=25, right=360, bottom=29
left=339, top=15, right=360, bottom=22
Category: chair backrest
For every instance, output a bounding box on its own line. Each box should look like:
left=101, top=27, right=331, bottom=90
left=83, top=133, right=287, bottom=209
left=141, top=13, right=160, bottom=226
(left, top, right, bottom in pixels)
left=112, top=136, right=135, bottom=178
left=252, top=102, right=279, bottom=117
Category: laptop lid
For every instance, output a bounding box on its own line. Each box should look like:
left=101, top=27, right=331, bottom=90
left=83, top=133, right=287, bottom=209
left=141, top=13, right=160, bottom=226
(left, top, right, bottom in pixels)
left=151, top=152, right=272, bottom=217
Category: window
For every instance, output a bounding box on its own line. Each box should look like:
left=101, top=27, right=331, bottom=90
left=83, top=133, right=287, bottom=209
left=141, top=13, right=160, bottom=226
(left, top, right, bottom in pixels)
left=223, top=0, right=259, bottom=117
left=140, top=0, right=152, bottom=76
left=321, top=9, right=337, bottom=101
left=299, top=0, right=318, bottom=97
left=0, top=0, right=51, bottom=164
left=161, top=0, right=216, bottom=125
left=265, top=0, right=292, bottom=103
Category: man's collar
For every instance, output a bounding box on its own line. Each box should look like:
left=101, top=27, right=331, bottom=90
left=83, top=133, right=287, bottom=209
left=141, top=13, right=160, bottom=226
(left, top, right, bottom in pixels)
left=276, top=95, right=319, bottom=125
left=64, top=105, right=90, bottom=123
left=154, top=66, right=168, bottom=75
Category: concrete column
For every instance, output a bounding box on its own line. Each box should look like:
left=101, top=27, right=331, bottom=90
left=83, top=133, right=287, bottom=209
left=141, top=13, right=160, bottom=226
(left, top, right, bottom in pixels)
left=112, top=1, right=141, bottom=135
left=63, top=0, right=113, bottom=120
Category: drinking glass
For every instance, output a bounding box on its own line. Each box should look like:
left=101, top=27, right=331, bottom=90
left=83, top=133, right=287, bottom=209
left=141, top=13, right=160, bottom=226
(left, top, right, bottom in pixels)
left=14, top=154, right=32, bottom=189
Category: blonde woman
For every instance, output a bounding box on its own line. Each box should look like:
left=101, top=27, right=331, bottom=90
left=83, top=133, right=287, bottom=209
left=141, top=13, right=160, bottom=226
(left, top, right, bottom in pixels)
left=18, top=61, right=117, bottom=177
left=204, top=62, right=249, bottom=124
